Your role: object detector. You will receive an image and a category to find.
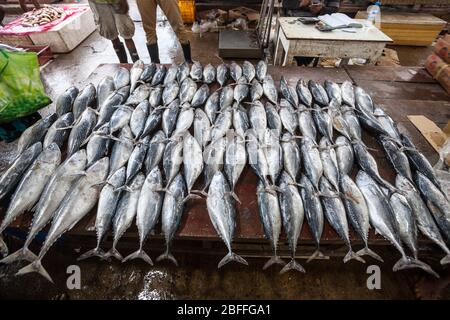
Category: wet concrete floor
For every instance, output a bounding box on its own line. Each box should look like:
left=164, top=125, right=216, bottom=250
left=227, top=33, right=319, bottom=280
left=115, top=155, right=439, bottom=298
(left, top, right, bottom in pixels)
left=1, top=2, right=449, bottom=299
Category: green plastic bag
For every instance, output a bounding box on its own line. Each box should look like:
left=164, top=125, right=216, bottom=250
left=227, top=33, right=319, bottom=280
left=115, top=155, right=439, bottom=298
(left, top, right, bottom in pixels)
left=0, top=49, right=51, bottom=123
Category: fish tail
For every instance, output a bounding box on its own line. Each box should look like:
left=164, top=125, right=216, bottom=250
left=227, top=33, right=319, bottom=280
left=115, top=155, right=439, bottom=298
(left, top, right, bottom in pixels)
left=344, top=249, right=366, bottom=264
left=105, top=247, right=123, bottom=261
left=306, top=249, right=326, bottom=263
left=156, top=249, right=179, bottom=266
left=123, top=249, right=153, bottom=265
left=77, top=247, right=106, bottom=261
left=262, top=255, right=285, bottom=270
left=393, top=256, right=440, bottom=278
left=16, top=260, right=54, bottom=283
left=229, top=191, right=242, bottom=204
left=357, top=246, right=384, bottom=262
left=0, top=235, right=8, bottom=257
left=0, top=246, right=37, bottom=264
left=279, top=259, right=306, bottom=274
left=218, top=251, right=248, bottom=269
left=440, top=254, right=450, bottom=265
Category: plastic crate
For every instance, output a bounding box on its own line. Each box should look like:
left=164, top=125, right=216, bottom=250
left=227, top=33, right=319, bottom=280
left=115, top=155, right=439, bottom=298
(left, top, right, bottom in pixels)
left=178, top=0, right=195, bottom=23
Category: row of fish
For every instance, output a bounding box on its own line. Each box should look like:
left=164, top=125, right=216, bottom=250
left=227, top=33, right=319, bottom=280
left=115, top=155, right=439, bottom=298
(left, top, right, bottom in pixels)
left=0, top=59, right=449, bottom=283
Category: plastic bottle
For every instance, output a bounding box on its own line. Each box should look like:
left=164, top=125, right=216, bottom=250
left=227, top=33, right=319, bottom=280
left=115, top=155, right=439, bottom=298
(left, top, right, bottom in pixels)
left=366, top=1, right=381, bottom=29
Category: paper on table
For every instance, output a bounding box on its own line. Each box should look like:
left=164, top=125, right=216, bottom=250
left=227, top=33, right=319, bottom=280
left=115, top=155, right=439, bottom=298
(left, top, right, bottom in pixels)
left=318, top=13, right=356, bottom=28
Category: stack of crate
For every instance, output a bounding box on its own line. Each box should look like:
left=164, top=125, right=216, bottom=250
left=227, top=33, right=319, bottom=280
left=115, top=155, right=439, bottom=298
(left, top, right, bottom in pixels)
left=425, top=34, right=450, bottom=94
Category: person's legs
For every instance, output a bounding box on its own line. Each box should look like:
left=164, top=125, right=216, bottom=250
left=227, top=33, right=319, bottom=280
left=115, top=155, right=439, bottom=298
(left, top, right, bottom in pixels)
left=112, top=38, right=128, bottom=63
left=157, top=0, right=192, bottom=63
left=136, top=0, right=159, bottom=63
left=114, top=12, right=139, bottom=62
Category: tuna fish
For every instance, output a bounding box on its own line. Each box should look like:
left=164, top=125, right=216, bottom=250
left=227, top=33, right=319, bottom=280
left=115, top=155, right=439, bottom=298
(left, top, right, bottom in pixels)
left=256, top=60, right=267, bottom=82
left=157, top=173, right=187, bottom=265
left=216, top=63, right=229, bottom=87
left=180, top=77, right=197, bottom=104
left=312, top=103, right=333, bottom=142
left=265, top=103, right=282, bottom=136
left=162, top=81, right=180, bottom=105
left=279, top=99, right=298, bottom=135
left=162, top=99, right=180, bottom=137
left=43, top=112, right=74, bottom=148
left=172, top=105, right=194, bottom=136
left=55, top=86, right=78, bottom=116
left=203, top=137, right=226, bottom=189
left=130, top=100, right=150, bottom=139
left=113, top=67, right=130, bottom=89
left=232, top=105, right=249, bottom=139
left=163, top=136, right=183, bottom=186
left=308, top=80, right=329, bottom=107
left=149, top=86, right=163, bottom=108
left=145, top=130, right=167, bottom=173
left=207, top=171, right=248, bottom=268
left=224, top=134, right=247, bottom=201
left=110, top=126, right=134, bottom=173
left=130, top=60, right=145, bottom=93
left=109, top=105, right=133, bottom=134
left=151, top=64, right=167, bottom=86
left=355, top=86, right=374, bottom=114
left=263, top=75, right=278, bottom=105
left=219, top=85, right=234, bottom=110
left=246, top=132, right=269, bottom=186
left=230, top=61, right=242, bottom=82
left=125, top=84, right=151, bottom=105
left=16, top=158, right=109, bottom=282
left=191, top=84, right=210, bottom=107
left=335, top=136, right=354, bottom=175
left=250, top=79, right=263, bottom=101
left=374, top=108, right=401, bottom=142
left=140, top=63, right=156, bottom=83
left=86, top=123, right=110, bottom=167
left=248, top=100, right=267, bottom=143
left=263, top=129, right=283, bottom=185
left=234, top=77, right=249, bottom=104
left=140, top=107, right=163, bottom=138
left=194, top=108, right=211, bottom=149
left=183, top=132, right=204, bottom=194
left=296, top=79, right=312, bottom=107
left=242, top=61, right=255, bottom=82
left=281, top=133, right=301, bottom=181
left=341, top=81, right=355, bottom=109
left=67, top=108, right=97, bottom=156
left=379, top=135, right=412, bottom=181
left=190, top=61, right=203, bottom=81
left=163, top=64, right=178, bottom=86
left=95, top=86, right=129, bottom=129
left=210, top=106, right=232, bottom=142
left=73, top=84, right=96, bottom=118
left=280, top=76, right=298, bottom=107
left=301, top=137, right=323, bottom=190
left=125, top=135, right=149, bottom=184
left=297, top=107, right=317, bottom=141
left=203, top=63, right=216, bottom=84
left=324, top=80, right=342, bottom=105
left=342, top=109, right=361, bottom=141
left=177, top=62, right=190, bottom=83
left=205, top=91, right=220, bottom=123
left=17, top=113, right=57, bottom=153
left=319, top=137, right=340, bottom=191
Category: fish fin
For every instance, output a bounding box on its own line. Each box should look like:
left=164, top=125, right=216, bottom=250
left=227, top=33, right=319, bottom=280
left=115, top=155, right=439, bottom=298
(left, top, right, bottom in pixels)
left=122, top=249, right=153, bottom=265
left=344, top=250, right=366, bottom=264
left=0, top=247, right=37, bottom=264
left=0, top=236, right=8, bottom=257
left=357, top=247, right=384, bottom=262
left=229, top=191, right=242, bottom=205
left=105, top=247, right=123, bottom=261
left=55, top=125, right=73, bottom=131
left=182, top=194, right=203, bottom=204
left=440, top=254, right=450, bottom=265
left=190, top=189, right=208, bottom=197
left=156, top=250, right=178, bottom=266
left=393, top=256, right=440, bottom=278
left=280, top=259, right=306, bottom=274
left=77, top=247, right=105, bottom=261
left=16, top=260, right=54, bottom=283
left=218, top=252, right=248, bottom=269
left=263, top=256, right=285, bottom=270
left=306, top=250, right=326, bottom=263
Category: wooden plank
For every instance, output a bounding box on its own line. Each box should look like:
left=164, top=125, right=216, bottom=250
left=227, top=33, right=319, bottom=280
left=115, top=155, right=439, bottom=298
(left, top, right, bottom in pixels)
left=354, top=79, right=450, bottom=102
left=345, top=66, right=436, bottom=83
left=355, top=11, right=447, bottom=26
left=278, top=17, right=393, bottom=42
left=408, top=115, right=449, bottom=153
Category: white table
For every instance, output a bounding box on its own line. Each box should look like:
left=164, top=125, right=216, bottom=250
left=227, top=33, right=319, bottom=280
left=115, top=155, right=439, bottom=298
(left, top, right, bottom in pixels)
left=273, top=17, right=393, bottom=66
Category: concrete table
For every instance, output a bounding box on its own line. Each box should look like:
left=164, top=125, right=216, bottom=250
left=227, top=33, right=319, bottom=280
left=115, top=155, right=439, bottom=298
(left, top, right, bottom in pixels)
left=273, top=17, right=393, bottom=66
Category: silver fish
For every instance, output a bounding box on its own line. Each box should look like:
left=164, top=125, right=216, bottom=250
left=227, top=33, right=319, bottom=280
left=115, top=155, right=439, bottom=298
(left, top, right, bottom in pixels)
left=232, top=105, right=250, bottom=138
left=151, top=65, right=167, bottom=86
left=279, top=99, right=298, bottom=135
left=163, top=136, right=183, bottom=186
left=207, top=171, right=248, bottom=268
left=190, top=61, right=203, bottom=81
left=319, top=137, right=340, bottom=191
left=379, top=135, right=412, bottom=181
left=130, top=60, right=145, bottom=93
left=73, top=83, right=96, bottom=118
left=265, top=102, right=282, bottom=137
left=250, top=79, right=263, bottom=101
left=205, top=91, right=220, bottom=123
left=280, top=76, right=298, bottom=107
left=17, top=113, right=57, bottom=153
left=67, top=108, right=96, bottom=156
left=301, top=137, right=323, bottom=190
left=216, top=63, right=229, bottom=87
left=78, top=166, right=125, bottom=260
left=210, top=107, right=232, bottom=142
left=124, top=167, right=164, bottom=264
left=194, top=108, right=211, bottom=149
left=256, top=60, right=267, bottom=82
left=340, top=174, right=383, bottom=261
left=335, top=136, right=354, bottom=175
left=324, top=80, right=342, bottom=105
left=246, top=132, right=269, bottom=186
left=86, top=123, right=110, bottom=167
left=203, top=63, right=216, bottom=84
left=110, top=125, right=134, bottom=173
left=172, top=105, right=194, bottom=137
left=357, top=108, right=390, bottom=137
left=230, top=61, right=242, bottom=82
left=263, top=75, right=278, bottom=104
left=355, top=86, right=374, bottom=114
left=1, top=150, right=86, bottom=264
left=219, top=85, right=234, bottom=110
left=162, top=81, right=179, bottom=105
left=300, top=175, right=325, bottom=262
left=296, top=79, right=312, bottom=107
left=126, top=84, right=151, bottom=105
left=374, top=108, right=401, bottom=142
left=263, top=129, right=283, bottom=185
left=0, top=144, right=61, bottom=253
left=224, top=134, right=247, bottom=201
left=157, top=173, right=186, bottom=265
left=342, top=109, right=361, bottom=141
left=177, top=62, right=190, bottom=83
left=320, top=177, right=364, bottom=263
left=180, top=77, right=197, bottom=104
left=162, top=98, right=180, bottom=137
left=312, top=103, right=333, bottom=142
left=257, top=180, right=284, bottom=269
left=140, top=63, right=156, bottom=83
left=331, top=108, right=352, bottom=141
left=130, top=100, right=150, bottom=139
left=297, top=107, right=317, bottom=141
left=242, top=61, right=255, bottom=82
left=248, top=100, right=267, bottom=142
left=308, top=80, right=329, bottom=107
left=55, top=86, right=78, bottom=116
left=0, top=142, right=42, bottom=202
left=148, top=86, right=163, bottom=108
left=43, top=112, right=74, bottom=148
left=281, top=133, right=301, bottom=182
left=109, top=105, right=133, bottom=134
left=145, top=130, right=167, bottom=173
left=278, top=172, right=305, bottom=273
left=203, top=137, right=226, bottom=188
left=341, top=81, right=355, bottom=108
left=234, top=76, right=249, bottom=104
left=191, top=84, right=210, bottom=107
left=396, top=175, right=450, bottom=265
left=95, top=86, right=129, bottom=129
left=113, top=67, right=130, bottom=89
left=140, top=107, right=163, bottom=138
left=126, top=135, right=149, bottom=184
left=107, top=173, right=145, bottom=261
left=183, top=132, right=204, bottom=193
left=163, top=64, right=178, bottom=86
left=16, top=158, right=109, bottom=282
